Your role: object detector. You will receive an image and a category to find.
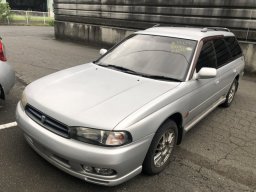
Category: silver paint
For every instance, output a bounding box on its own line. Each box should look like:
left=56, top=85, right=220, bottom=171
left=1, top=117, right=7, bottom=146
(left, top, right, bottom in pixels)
left=16, top=27, right=245, bottom=186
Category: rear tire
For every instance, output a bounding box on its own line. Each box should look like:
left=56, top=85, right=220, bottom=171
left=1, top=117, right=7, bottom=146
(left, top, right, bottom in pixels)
left=221, top=79, right=238, bottom=108
left=143, top=120, right=178, bottom=175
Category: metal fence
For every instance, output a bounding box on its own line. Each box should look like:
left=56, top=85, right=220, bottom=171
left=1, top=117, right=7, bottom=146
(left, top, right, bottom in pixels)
left=4, top=10, right=53, bottom=25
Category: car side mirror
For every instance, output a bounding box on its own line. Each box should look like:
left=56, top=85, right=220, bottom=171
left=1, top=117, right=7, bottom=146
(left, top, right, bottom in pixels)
left=99, top=48, right=107, bottom=56
left=195, top=67, right=217, bottom=79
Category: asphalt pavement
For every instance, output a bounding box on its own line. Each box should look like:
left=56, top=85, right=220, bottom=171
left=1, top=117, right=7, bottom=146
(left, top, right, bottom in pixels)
left=0, top=26, right=255, bottom=192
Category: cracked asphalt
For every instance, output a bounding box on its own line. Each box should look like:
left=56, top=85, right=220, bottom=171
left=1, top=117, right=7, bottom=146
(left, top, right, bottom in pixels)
left=0, top=26, right=256, bottom=192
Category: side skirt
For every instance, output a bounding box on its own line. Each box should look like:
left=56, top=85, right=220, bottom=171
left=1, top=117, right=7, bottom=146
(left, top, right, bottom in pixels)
left=184, top=96, right=226, bottom=132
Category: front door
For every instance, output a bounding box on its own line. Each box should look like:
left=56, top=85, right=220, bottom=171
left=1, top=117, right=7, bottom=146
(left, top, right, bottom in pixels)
left=185, top=40, right=221, bottom=125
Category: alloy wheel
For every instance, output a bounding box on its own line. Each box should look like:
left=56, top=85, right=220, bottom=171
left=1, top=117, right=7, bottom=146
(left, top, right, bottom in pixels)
left=153, top=130, right=175, bottom=168
left=228, top=82, right=236, bottom=104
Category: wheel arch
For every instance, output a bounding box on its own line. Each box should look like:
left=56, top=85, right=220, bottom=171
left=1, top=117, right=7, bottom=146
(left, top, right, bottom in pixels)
left=160, top=112, right=183, bottom=145
left=235, top=75, right=240, bottom=81
left=235, top=75, right=240, bottom=91
left=0, top=84, right=5, bottom=100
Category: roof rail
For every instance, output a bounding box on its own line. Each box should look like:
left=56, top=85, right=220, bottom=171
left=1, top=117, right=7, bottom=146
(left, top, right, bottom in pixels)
left=151, top=24, right=192, bottom=28
left=152, top=24, right=160, bottom=27
left=201, top=27, right=230, bottom=32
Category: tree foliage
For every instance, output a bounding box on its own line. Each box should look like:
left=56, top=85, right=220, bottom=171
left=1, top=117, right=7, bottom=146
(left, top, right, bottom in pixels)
left=0, top=0, right=10, bottom=20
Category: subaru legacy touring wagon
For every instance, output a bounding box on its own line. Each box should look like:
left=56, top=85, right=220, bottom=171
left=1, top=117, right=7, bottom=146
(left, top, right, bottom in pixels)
left=16, top=27, right=244, bottom=186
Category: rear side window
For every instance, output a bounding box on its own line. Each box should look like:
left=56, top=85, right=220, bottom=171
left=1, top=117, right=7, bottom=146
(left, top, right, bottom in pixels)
left=196, top=41, right=217, bottom=72
left=213, top=39, right=232, bottom=68
left=224, top=37, right=242, bottom=58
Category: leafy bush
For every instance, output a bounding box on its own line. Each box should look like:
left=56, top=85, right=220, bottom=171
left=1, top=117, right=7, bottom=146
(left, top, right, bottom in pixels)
left=48, top=20, right=54, bottom=26
left=0, top=0, right=10, bottom=21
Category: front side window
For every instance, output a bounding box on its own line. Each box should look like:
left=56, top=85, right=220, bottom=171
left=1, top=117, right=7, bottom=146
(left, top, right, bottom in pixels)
left=196, top=41, right=217, bottom=72
left=97, top=35, right=197, bottom=81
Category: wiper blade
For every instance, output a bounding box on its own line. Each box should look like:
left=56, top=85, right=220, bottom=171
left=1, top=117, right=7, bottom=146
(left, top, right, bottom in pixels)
left=98, top=64, right=181, bottom=82
left=98, top=64, right=139, bottom=75
left=141, top=74, right=182, bottom=82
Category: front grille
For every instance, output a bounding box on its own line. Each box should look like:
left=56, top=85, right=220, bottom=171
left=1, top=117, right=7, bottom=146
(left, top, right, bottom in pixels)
left=25, top=105, right=69, bottom=138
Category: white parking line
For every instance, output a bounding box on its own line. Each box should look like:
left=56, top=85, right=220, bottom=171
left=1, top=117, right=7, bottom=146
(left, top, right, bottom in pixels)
left=0, top=122, right=17, bottom=130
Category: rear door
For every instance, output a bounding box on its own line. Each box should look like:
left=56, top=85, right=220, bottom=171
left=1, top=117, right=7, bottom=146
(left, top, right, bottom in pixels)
left=214, top=37, right=243, bottom=97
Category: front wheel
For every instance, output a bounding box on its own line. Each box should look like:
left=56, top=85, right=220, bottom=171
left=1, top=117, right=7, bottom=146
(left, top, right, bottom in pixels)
left=221, top=79, right=238, bottom=108
left=143, top=120, right=178, bottom=175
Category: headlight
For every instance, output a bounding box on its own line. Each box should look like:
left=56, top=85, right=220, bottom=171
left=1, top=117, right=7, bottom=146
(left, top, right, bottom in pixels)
left=21, top=91, right=28, bottom=108
left=69, top=127, right=132, bottom=146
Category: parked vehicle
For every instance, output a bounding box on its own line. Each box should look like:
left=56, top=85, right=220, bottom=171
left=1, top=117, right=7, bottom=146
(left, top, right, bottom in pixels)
left=16, top=27, right=244, bottom=186
left=0, top=37, right=15, bottom=102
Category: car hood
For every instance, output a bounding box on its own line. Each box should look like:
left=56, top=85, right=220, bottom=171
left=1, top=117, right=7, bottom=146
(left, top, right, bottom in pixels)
left=26, top=63, right=180, bottom=130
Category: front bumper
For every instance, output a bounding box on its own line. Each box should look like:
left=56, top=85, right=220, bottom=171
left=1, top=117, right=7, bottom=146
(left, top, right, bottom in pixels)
left=16, top=102, right=153, bottom=186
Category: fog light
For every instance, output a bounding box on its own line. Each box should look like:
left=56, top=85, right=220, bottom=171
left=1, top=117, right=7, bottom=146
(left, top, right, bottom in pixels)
left=83, top=165, right=116, bottom=176
left=83, top=166, right=94, bottom=173
left=95, top=168, right=115, bottom=176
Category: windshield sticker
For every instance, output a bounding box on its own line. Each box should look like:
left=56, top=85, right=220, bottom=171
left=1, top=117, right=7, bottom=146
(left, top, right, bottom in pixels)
left=170, top=42, right=193, bottom=54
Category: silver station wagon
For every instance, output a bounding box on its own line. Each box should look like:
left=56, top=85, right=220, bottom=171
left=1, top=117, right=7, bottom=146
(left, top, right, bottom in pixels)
left=16, top=27, right=244, bottom=186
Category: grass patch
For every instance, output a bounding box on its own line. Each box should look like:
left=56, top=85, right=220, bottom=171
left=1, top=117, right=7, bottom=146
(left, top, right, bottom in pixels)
left=9, top=14, right=54, bottom=25
left=11, top=15, right=26, bottom=21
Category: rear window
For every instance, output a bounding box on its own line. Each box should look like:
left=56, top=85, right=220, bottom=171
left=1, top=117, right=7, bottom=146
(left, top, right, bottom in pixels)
left=224, top=37, right=242, bottom=58
left=213, top=39, right=232, bottom=68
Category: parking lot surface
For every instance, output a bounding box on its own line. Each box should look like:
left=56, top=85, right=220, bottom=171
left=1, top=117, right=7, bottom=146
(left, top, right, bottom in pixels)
left=0, top=26, right=255, bottom=192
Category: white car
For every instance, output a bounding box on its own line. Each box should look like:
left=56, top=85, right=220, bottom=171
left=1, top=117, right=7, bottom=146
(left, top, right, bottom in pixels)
left=0, top=37, right=15, bottom=101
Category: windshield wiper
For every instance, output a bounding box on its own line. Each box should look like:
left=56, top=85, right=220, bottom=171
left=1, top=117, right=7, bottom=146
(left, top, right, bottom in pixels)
left=140, top=74, right=182, bottom=82
left=97, top=64, right=181, bottom=82
left=98, top=64, right=140, bottom=75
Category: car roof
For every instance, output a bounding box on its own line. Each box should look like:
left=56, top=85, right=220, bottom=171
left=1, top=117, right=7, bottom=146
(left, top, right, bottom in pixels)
left=136, top=27, right=235, bottom=41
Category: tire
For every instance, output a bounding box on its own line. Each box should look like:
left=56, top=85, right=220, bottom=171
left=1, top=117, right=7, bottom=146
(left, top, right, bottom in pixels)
left=221, top=79, right=238, bottom=108
left=143, top=120, right=178, bottom=175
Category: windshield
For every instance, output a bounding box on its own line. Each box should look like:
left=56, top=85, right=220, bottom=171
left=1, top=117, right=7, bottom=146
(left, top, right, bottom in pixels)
left=96, top=34, right=197, bottom=81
